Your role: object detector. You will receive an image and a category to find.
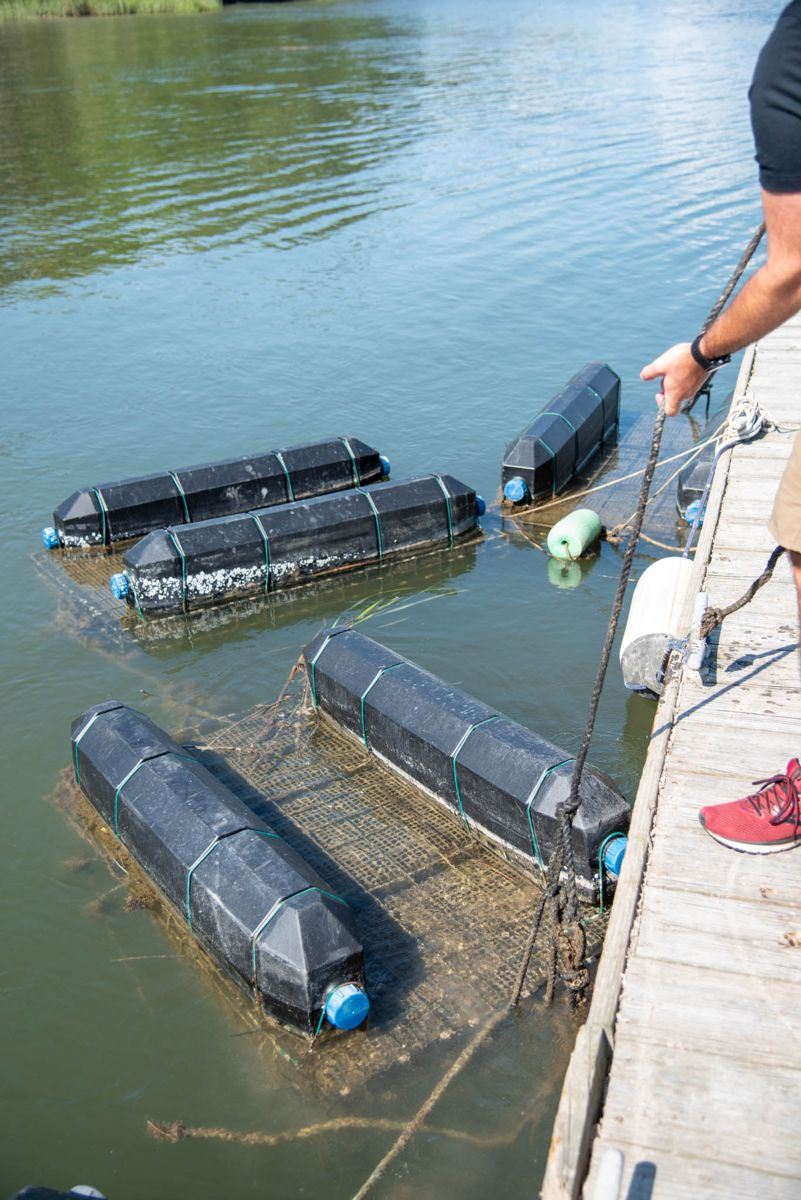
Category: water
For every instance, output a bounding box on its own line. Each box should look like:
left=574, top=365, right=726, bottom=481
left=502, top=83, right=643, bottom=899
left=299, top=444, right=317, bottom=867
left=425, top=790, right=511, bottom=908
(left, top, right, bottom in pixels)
left=0, top=1, right=777, bottom=1195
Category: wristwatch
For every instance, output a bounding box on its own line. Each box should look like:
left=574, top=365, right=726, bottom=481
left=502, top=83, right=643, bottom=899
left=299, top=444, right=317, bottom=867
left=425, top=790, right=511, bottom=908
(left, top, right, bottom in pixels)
left=690, top=333, right=731, bottom=372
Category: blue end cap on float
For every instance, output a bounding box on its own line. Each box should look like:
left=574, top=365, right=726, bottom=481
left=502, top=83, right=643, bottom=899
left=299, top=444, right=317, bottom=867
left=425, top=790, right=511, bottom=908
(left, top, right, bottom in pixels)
left=685, top=499, right=704, bottom=526
left=379, top=455, right=391, bottom=477
left=475, top=494, right=486, bottom=517
left=603, top=835, right=627, bottom=878
left=503, top=476, right=529, bottom=504
left=42, top=526, right=60, bottom=550
left=110, top=573, right=129, bottom=600
left=324, top=982, right=370, bottom=1030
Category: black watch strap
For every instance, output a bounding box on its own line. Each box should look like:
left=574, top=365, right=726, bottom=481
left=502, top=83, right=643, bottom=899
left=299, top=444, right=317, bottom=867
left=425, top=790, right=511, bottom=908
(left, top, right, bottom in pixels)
left=691, top=334, right=731, bottom=372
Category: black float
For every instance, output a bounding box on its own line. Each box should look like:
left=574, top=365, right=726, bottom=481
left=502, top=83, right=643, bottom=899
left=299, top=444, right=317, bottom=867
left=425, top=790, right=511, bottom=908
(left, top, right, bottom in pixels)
left=71, top=702, right=368, bottom=1035
left=43, top=436, right=387, bottom=548
left=110, top=474, right=482, bottom=617
left=502, top=362, right=620, bottom=504
left=303, top=629, right=629, bottom=897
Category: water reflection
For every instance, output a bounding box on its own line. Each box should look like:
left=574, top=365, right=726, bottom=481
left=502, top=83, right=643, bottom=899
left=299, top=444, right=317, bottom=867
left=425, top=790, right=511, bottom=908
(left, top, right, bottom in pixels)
left=0, top=7, right=422, bottom=291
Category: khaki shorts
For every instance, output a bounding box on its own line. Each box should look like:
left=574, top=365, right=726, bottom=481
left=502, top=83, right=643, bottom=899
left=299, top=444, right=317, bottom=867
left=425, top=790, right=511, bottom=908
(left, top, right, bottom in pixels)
left=769, top=430, right=801, bottom=552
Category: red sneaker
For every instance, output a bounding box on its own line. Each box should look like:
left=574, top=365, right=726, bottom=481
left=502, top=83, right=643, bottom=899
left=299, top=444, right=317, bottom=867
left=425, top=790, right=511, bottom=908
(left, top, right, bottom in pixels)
left=699, top=759, right=801, bottom=853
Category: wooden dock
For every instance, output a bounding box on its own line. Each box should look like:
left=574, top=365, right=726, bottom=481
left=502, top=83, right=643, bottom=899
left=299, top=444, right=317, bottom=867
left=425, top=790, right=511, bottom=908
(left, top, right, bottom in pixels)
left=542, top=317, right=801, bottom=1200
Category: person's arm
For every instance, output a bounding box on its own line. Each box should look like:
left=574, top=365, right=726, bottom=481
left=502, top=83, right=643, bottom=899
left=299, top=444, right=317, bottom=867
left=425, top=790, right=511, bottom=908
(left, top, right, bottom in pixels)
left=641, top=189, right=801, bottom=416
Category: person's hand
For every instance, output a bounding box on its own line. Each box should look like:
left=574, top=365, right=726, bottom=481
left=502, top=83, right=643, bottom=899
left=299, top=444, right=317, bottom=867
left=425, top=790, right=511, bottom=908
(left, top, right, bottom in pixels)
left=640, top=343, right=710, bottom=416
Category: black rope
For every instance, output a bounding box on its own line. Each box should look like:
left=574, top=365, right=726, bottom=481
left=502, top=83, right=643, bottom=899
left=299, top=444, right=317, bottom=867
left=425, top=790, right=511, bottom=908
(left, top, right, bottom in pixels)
left=700, top=544, right=784, bottom=638
left=510, top=221, right=767, bottom=1011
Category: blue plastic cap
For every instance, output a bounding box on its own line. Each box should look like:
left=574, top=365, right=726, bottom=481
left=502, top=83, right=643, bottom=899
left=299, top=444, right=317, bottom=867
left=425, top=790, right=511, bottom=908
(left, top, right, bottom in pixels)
left=324, top=982, right=370, bottom=1031
left=379, top=455, right=391, bottom=477
left=503, top=476, right=529, bottom=504
left=603, top=835, right=627, bottom=878
left=41, top=526, right=60, bottom=550
left=475, top=494, right=486, bottom=518
left=110, top=573, right=129, bottom=600
left=685, top=499, right=705, bottom=526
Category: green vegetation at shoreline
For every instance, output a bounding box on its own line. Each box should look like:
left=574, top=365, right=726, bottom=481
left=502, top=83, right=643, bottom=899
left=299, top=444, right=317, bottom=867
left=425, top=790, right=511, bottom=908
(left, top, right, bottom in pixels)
left=0, top=0, right=220, bottom=18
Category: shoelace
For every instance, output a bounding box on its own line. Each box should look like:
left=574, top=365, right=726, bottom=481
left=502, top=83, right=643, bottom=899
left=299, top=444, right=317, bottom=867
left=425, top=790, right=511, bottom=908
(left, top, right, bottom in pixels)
left=746, top=769, right=801, bottom=830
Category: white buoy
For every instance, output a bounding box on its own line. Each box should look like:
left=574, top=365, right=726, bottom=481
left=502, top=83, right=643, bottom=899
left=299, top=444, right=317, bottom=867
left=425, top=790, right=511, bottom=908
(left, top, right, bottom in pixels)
left=619, top=557, right=694, bottom=695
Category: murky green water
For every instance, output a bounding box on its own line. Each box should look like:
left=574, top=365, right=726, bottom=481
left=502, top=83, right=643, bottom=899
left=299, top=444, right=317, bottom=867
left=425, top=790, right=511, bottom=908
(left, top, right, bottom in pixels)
left=0, top=1, right=776, bottom=1196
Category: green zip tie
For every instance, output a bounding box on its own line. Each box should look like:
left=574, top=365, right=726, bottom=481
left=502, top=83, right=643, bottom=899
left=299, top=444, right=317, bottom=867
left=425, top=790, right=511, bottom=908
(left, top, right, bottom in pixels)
left=339, top=437, right=361, bottom=486
left=451, top=715, right=499, bottom=831
left=539, top=411, right=579, bottom=467
left=309, top=634, right=332, bottom=708
left=186, top=828, right=280, bottom=928
left=91, top=488, right=109, bottom=547
left=524, top=758, right=574, bottom=874
left=72, top=708, right=120, bottom=784
left=597, top=831, right=623, bottom=915
left=587, top=382, right=616, bottom=443
left=430, top=475, right=454, bottom=547
left=113, top=750, right=195, bottom=835
left=127, top=572, right=144, bottom=618
left=356, top=488, right=383, bottom=562
left=250, top=886, right=349, bottom=990
left=534, top=437, right=558, bottom=496
left=359, top=662, right=405, bottom=748
left=275, top=451, right=295, bottom=502
left=248, top=513, right=271, bottom=593
left=313, top=1003, right=328, bottom=1040
left=168, top=471, right=191, bottom=524
left=167, top=528, right=188, bottom=612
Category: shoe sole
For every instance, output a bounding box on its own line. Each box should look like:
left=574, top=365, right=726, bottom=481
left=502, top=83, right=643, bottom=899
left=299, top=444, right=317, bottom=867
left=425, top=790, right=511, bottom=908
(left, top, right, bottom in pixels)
left=699, top=817, right=801, bottom=854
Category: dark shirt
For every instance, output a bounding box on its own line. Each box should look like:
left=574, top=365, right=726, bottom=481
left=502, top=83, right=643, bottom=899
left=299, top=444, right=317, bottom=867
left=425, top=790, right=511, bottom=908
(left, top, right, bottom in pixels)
left=750, top=0, right=801, bottom=192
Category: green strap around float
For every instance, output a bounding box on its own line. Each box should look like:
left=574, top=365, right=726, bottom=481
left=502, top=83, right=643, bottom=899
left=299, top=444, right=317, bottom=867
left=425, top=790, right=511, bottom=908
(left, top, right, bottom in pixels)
left=168, top=471, right=192, bottom=524
left=112, top=751, right=195, bottom=835
left=523, top=757, right=574, bottom=874
left=249, top=885, right=349, bottom=995
left=91, top=488, right=110, bottom=547
left=166, top=528, right=189, bottom=611
left=247, top=513, right=271, bottom=593
left=308, top=628, right=348, bottom=708
left=355, top=488, right=383, bottom=562
left=538, top=411, right=579, bottom=471
left=185, top=828, right=280, bottom=929
left=359, top=662, right=406, bottom=749
left=72, top=706, right=123, bottom=785
left=430, top=475, right=454, bottom=546
left=450, top=715, right=499, bottom=831
left=339, top=437, right=362, bottom=487
left=274, top=451, right=296, bottom=503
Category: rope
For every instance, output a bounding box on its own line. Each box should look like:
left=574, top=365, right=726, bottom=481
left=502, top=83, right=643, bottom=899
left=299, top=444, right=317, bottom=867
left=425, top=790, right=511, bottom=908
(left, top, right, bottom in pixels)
left=699, top=544, right=784, bottom=638
left=450, top=716, right=499, bottom=831
left=510, top=222, right=767, bottom=1010
left=168, top=471, right=191, bottom=524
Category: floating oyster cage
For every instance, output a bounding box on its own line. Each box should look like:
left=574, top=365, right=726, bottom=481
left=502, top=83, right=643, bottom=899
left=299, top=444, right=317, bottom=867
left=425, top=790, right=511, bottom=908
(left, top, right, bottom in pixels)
left=55, top=678, right=609, bottom=1093
left=109, top=474, right=483, bottom=618
left=502, top=362, right=620, bottom=505
left=304, top=627, right=630, bottom=898
left=42, top=435, right=388, bottom=549
left=71, top=702, right=367, bottom=1036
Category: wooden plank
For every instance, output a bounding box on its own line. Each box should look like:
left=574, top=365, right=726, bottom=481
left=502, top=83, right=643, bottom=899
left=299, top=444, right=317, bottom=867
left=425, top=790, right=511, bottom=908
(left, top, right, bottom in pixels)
left=632, top=884, right=801, bottom=984
left=596, top=1042, right=801, bottom=1170
left=586, top=1141, right=801, bottom=1200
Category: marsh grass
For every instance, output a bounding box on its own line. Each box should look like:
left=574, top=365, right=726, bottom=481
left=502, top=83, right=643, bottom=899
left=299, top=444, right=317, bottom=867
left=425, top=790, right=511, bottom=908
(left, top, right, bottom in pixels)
left=0, top=0, right=220, bottom=18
